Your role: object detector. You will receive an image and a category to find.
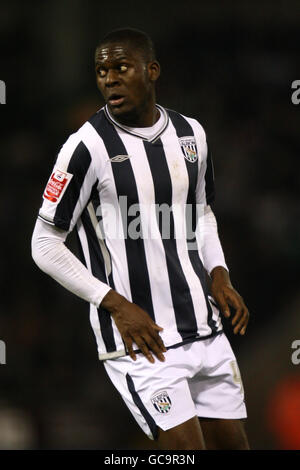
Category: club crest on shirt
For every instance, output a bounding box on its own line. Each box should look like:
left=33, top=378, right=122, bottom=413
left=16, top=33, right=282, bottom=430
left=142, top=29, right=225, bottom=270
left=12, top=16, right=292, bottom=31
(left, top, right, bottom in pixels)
left=179, top=136, right=198, bottom=163
left=151, top=390, right=172, bottom=414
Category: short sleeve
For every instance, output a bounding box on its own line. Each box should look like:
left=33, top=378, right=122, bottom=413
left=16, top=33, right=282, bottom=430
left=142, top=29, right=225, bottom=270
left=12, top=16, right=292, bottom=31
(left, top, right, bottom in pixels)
left=38, top=133, right=97, bottom=232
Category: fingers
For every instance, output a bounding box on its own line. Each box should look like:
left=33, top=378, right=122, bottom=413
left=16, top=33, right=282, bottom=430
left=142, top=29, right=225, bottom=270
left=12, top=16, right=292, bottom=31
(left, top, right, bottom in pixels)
left=125, top=336, right=137, bottom=361
left=151, top=325, right=167, bottom=351
left=232, top=306, right=249, bottom=335
left=213, top=287, right=249, bottom=336
left=225, top=291, right=249, bottom=335
left=144, top=332, right=167, bottom=362
left=112, top=302, right=166, bottom=363
left=135, top=338, right=155, bottom=363
left=142, top=322, right=166, bottom=362
left=125, top=327, right=166, bottom=364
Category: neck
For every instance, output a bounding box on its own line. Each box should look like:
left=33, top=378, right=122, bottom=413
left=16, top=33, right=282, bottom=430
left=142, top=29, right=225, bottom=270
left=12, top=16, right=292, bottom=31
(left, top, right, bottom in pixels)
left=110, top=97, right=159, bottom=128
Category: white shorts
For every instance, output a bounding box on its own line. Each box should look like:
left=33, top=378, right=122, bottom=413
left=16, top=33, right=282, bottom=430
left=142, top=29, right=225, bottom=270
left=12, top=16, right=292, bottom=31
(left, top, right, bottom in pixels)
left=103, top=333, right=247, bottom=440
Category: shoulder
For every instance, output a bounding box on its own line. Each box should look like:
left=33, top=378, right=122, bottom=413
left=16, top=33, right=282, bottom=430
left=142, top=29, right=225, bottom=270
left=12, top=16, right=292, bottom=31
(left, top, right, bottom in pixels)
left=165, top=107, right=207, bottom=144
left=55, top=108, right=106, bottom=171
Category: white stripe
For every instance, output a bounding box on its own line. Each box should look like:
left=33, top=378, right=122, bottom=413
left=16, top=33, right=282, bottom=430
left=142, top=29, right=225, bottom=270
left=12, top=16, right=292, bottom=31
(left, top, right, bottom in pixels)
left=184, top=116, right=209, bottom=206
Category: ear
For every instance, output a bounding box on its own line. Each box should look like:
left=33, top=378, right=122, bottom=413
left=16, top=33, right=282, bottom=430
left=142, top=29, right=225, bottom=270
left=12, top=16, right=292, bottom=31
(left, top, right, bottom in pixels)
left=147, top=61, right=160, bottom=82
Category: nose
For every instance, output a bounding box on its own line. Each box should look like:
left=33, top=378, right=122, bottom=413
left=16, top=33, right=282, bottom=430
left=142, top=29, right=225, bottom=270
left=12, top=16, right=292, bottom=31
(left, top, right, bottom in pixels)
left=105, top=69, right=119, bottom=87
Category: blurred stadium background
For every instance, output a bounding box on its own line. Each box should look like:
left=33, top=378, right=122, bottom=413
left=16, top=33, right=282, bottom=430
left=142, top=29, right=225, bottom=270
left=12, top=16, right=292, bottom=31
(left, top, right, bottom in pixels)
left=0, top=0, right=299, bottom=449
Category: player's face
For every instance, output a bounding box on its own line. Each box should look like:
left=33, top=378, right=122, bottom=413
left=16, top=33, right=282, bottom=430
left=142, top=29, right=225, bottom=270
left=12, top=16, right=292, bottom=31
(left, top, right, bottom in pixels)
left=95, top=43, right=159, bottom=125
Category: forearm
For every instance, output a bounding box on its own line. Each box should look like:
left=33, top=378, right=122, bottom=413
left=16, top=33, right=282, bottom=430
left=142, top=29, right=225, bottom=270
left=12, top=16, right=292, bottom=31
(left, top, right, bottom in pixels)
left=31, top=218, right=111, bottom=307
left=197, top=205, right=229, bottom=275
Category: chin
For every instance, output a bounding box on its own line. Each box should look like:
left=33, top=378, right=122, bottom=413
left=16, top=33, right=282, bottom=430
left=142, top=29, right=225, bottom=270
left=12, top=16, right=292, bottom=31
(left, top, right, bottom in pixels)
left=108, top=104, right=138, bottom=125
left=108, top=105, right=125, bottom=115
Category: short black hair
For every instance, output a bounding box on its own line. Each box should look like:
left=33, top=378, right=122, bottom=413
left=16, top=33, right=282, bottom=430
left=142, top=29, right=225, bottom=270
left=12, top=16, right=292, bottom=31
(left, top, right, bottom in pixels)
left=95, top=27, right=156, bottom=63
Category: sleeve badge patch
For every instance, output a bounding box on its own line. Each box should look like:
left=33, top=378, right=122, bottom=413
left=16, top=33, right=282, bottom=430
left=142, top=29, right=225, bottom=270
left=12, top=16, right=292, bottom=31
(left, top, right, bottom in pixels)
left=43, top=169, right=73, bottom=203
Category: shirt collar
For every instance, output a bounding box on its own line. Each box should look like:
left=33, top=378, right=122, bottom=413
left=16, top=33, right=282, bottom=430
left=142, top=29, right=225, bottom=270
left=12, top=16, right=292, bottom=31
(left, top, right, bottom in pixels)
left=104, top=104, right=169, bottom=143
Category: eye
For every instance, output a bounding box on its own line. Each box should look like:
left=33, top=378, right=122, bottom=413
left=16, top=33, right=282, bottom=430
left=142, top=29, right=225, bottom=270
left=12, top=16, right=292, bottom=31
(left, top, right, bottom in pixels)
left=97, top=68, right=106, bottom=78
left=119, top=64, right=128, bottom=73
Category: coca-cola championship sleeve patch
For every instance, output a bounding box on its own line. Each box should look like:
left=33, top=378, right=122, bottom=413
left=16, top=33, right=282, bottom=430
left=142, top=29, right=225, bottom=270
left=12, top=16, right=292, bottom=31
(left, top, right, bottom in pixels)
left=38, top=166, right=73, bottom=227
left=43, top=168, right=73, bottom=203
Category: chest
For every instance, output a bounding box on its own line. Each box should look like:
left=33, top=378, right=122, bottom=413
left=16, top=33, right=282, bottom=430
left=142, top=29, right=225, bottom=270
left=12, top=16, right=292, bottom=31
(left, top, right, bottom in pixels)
left=99, top=134, right=199, bottom=207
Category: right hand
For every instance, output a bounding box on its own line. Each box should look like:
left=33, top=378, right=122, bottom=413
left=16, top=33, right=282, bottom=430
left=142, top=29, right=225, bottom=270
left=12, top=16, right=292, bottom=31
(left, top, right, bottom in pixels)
left=101, top=290, right=167, bottom=363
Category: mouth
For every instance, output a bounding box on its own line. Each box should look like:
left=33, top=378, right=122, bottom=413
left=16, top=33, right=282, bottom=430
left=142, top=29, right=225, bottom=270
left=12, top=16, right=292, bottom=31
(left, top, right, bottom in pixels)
left=107, top=94, right=125, bottom=107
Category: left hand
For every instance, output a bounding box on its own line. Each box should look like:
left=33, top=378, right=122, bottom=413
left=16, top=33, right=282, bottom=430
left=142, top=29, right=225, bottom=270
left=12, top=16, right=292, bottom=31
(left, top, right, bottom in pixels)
left=210, top=266, right=250, bottom=335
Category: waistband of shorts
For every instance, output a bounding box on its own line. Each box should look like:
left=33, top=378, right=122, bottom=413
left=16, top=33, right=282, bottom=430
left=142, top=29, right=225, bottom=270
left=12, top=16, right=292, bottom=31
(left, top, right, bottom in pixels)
left=99, top=330, right=223, bottom=361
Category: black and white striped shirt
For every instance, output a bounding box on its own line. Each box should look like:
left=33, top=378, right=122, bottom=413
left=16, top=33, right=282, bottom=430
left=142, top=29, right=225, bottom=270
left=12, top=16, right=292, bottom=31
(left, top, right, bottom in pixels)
left=38, top=104, right=224, bottom=360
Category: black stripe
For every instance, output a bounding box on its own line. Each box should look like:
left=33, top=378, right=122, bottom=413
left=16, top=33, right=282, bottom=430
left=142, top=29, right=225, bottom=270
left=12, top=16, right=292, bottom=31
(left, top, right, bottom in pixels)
left=54, top=141, right=91, bottom=231
left=89, top=111, right=155, bottom=321
left=168, top=110, right=218, bottom=334
left=188, top=252, right=218, bottom=334
left=79, top=181, right=116, bottom=353
left=91, top=191, right=128, bottom=354
left=91, top=195, right=115, bottom=290
left=144, top=138, right=198, bottom=341
left=80, top=208, right=116, bottom=353
left=126, top=373, right=158, bottom=440
left=80, top=207, right=107, bottom=281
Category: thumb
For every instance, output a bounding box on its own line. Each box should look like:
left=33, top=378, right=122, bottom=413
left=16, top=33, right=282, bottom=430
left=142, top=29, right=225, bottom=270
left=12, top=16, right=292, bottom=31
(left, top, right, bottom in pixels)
left=154, top=323, right=164, bottom=332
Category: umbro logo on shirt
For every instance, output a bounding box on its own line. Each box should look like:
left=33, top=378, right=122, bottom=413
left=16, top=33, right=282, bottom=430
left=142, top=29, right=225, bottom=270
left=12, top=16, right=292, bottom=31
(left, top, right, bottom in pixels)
left=109, top=155, right=131, bottom=163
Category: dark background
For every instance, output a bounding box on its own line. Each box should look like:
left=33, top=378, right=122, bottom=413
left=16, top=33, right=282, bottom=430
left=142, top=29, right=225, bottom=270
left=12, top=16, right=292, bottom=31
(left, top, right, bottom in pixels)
left=0, top=0, right=299, bottom=449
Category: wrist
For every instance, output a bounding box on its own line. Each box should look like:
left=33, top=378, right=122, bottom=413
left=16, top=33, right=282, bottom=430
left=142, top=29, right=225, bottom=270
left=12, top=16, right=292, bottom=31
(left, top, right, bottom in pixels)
left=210, top=266, right=232, bottom=286
left=100, top=289, right=128, bottom=315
